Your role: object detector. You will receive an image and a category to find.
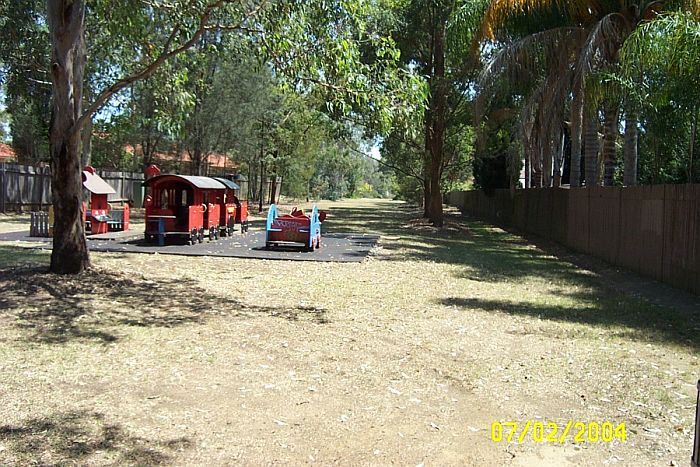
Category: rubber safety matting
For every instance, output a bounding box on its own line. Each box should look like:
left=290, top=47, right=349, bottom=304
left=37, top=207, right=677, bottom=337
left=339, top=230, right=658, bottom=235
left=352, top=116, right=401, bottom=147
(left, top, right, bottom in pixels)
left=0, top=230, right=379, bottom=263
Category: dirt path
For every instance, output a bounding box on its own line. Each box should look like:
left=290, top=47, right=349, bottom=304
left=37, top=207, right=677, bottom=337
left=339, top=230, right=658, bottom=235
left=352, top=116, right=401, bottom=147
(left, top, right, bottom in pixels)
left=0, top=199, right=697, bottom=466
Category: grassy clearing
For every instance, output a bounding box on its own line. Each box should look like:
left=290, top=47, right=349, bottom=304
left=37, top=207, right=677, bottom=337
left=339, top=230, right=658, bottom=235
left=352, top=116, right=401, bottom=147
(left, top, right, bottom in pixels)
left=0, top=198, right=697, bottom=466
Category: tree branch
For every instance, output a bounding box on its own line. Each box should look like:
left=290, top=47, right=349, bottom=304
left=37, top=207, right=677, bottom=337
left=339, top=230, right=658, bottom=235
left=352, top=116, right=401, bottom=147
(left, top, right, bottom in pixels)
left=74, top=0, right=268, bottom=133
left=345, top=143, right=424, bottom=182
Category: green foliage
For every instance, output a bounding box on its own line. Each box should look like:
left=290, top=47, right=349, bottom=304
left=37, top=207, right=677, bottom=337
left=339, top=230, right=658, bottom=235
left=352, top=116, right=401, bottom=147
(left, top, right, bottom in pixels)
left=616, top=11, right=700, bottom=183
left=0, top=0, right=51, bottom=163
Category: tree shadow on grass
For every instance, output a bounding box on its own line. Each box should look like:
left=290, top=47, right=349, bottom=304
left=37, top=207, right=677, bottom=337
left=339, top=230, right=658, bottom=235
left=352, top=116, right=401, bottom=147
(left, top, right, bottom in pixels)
left=324, top=202, right=700, bottom=351
left=440, top=294, right=700, bottom=352
left=0, top=266, right=329, bottom=345
left=328, top=203, right=592, bottom=283
left=0, top=410, right=190, bottom=465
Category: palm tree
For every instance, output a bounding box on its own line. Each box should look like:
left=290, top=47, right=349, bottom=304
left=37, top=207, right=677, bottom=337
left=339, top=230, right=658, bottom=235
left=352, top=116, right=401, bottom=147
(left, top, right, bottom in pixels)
left=477, top=26, right=587, bottom=187
left=478, top=0, right=698, bottom=187
left=618, top=10, right=700, bottom=183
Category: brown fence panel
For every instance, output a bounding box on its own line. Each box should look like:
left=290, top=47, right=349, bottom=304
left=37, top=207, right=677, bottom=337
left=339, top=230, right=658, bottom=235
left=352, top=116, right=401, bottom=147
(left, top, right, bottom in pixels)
left=0, top=163, right=145, bottom=211
left=447, top=184, right=700, bottom=295
left=550, top=188, right=569, bottom=244
left=566, top=187, right=590, bottom=253
left=462, top=191, right=474, bottom=212
left=513, top=190, right=527, bottom=231
left=494, top=190, right=513, bottom=226
left=528, top=189, right=553, bottom=239
left=663, top=185, right=700, bottom=293
left=637, top=185, right=666, bottom=281
left=525, top=189, right=541, bottom=236
left=585, top=187, right=622, bottom=264
left=484, top=192, right=497, bottom=221
left=695, top=185, right=700, bottom=295
left=618, top=186, right=644, bottom=273
left=447, top=191, right=466, bottom=210
left=476, top=191, right=487, bottom=219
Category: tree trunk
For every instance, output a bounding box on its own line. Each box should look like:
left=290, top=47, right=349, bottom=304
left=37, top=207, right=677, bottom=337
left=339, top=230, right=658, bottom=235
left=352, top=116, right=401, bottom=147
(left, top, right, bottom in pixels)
left=269, top=173, right=278, bottom=205
left=542, top=131, right=552, bottom=188
left=423, top=109, right=432, bottom=218
left=623, top=110, right=638, bottom=186
left=531, top=144, right=543, bottom=188
left=422, top=23, right=434, bottom=219
left=428, top=11, right=447, bottom=227
left=552, top=131, right=565, bottom=187
left=569, top=82, right=583, bottom=187
left=524, top=148, right=530, bottom=188
left=47, top=0, right=90, bottom=274
left=602, top=102, right=619, bottom=186
left=584, top=106, right=599, bottom=187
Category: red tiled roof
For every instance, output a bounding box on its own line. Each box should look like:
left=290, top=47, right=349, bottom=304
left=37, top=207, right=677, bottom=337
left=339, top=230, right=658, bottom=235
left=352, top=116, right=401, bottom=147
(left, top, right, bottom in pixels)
left=126, top=144, right=233, bottom=169
left=0, top=143, right=15, bottom=161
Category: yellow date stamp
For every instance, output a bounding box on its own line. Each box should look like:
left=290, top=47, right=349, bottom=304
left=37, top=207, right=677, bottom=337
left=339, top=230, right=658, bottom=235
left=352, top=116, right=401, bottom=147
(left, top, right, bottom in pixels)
left=491, top=421, right=627, bottom=444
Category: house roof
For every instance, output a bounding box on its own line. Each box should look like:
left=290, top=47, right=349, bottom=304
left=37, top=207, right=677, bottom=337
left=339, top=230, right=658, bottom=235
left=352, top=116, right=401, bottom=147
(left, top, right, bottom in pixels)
left=0, top=143, right=16, bottom=161
left=124, top=144, right=235, bottom=169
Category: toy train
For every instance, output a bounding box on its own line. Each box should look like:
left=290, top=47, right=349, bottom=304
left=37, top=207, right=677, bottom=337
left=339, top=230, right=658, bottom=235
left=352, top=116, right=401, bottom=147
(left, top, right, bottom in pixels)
left=144, top=174, right=249, bottom=245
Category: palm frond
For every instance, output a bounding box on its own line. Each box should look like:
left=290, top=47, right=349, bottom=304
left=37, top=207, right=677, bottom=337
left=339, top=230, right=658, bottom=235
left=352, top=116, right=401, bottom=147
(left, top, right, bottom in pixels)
left=477, top=27, right=585, bottom=120
left=480, top=0, right=597, bottom=40
left=574, top=12, right=626, bottom=84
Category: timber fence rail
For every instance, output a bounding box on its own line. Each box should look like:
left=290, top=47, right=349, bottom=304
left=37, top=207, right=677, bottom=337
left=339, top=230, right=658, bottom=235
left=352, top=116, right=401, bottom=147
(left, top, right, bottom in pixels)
left=0, top=163, right=145, bottom=212
left=447, top=185, right=700, bottom=295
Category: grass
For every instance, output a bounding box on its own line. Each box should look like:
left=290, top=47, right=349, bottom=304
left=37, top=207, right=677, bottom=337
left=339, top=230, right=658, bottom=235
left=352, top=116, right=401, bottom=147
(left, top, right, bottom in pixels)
left=0, top=245, right=50, bottom=268
left=0, top=198, right=697, bottom=466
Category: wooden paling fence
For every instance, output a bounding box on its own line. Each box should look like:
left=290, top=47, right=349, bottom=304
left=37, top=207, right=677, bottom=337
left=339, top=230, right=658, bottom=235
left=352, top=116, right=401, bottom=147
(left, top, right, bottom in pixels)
left=447, top=185, right=700, bottom=295
left=0, top=163, right=145, bottom=212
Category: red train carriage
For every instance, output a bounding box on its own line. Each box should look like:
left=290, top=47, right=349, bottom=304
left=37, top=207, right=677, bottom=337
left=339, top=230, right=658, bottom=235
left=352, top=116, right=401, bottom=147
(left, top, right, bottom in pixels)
left=212, top=177, right=249, bottom=235
left=144, top=175, right=223, bottom=245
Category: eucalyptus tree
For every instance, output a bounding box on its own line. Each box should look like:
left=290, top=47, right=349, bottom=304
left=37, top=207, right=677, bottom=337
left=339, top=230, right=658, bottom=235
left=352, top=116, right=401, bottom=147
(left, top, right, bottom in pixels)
left=388, top=0, right=487, bottom=226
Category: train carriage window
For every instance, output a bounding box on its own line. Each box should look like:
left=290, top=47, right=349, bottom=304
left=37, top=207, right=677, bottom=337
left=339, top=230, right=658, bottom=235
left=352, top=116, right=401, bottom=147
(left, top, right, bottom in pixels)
left=161, top=190, right=169, bottom=209
left=180, top=189, right=188, bottom=206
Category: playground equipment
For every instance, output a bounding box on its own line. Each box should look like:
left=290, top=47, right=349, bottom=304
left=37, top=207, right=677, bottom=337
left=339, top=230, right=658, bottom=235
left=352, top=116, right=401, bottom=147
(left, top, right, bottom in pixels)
left=212, top=177, right=249, bottom=235
left=82, top=166, right=130, bottom=234
left=143, top=173, right=249, bottom=245
left=29, top=166, right=128, bottom=237
left=265, top=204, right=324, bottom=251
left=30, top=211, right=49, bottom=237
